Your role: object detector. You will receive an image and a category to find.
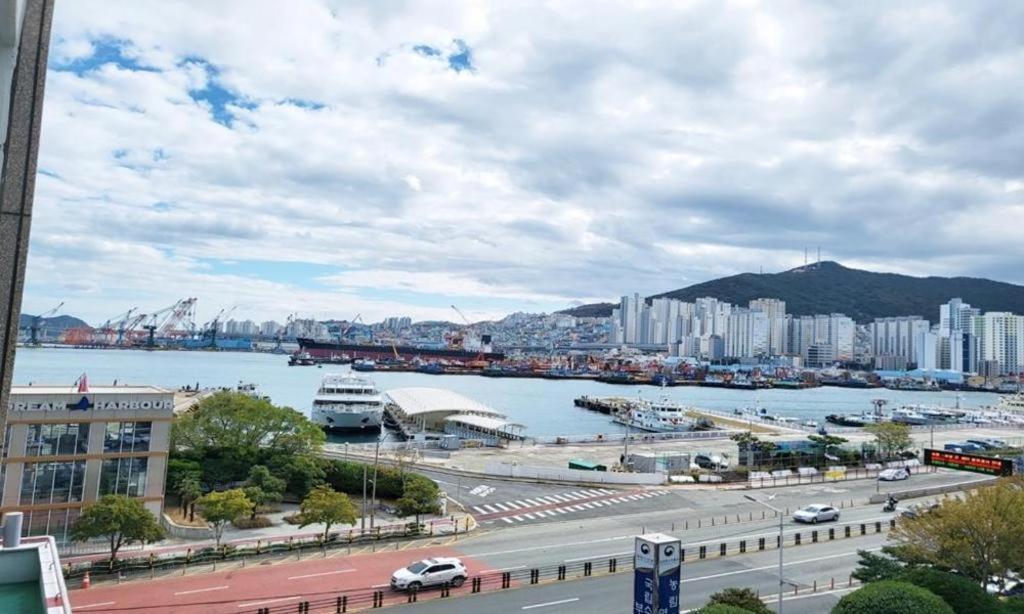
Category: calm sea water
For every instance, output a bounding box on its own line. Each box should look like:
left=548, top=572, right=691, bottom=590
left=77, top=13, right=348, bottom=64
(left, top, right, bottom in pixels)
left=12, top=347, right=1002, bottom=437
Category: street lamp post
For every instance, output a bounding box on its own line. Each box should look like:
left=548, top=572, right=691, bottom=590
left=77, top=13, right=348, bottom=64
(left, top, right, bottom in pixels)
left=745, top=494, right=784, bottom=613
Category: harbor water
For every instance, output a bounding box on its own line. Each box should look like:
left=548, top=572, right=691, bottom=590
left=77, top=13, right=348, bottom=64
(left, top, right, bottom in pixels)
left=12, top=347, right=1003, bottom=439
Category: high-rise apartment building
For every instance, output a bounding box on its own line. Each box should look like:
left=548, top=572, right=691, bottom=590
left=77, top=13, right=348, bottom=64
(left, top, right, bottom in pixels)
left=725, top=309, right=769, bottom=358
left=969, top=312, right=1024, bottom=375
left=869, top=316, right=930, bottom=368
left=749, top=299, right=787, bottom=356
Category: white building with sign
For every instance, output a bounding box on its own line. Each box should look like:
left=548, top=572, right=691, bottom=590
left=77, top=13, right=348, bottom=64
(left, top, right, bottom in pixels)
left=1, top=383, right=173, bottom=546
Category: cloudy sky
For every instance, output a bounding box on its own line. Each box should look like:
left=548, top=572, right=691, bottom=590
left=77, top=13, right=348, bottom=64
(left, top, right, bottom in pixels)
left=25, top=0, right=1024, bottom=325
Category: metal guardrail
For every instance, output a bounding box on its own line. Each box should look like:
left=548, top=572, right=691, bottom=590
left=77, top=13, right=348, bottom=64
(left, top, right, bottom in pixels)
left=64, top=518, right=471, bottom=580
left=222, top=516, right=898, bottom=613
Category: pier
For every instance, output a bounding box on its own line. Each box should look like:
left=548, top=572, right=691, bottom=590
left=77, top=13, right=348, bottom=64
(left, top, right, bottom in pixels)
left=573, top=395, right=636, bottom=415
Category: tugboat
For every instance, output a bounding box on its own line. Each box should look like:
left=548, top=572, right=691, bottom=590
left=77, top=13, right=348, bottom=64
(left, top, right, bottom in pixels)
left=351, top=358, right=377, bottom=372
left=288, top=351, right=316, bottom=366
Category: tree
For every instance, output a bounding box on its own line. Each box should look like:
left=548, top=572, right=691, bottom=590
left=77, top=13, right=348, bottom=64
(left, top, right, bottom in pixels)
left=175, top=476, right=203, bottom=522
left=851, top=548, right=908, bottom=583
left=897, top=568, right=999, bottom=614
left=71, top=495, right=164, bottom=569
left=696, top=606, right=753, bottom=614
left=889, top=478, right=1024, bottom=586
left=196, top=489, right=252, bottom=548
left=396, top=478, right=441, bottom=525
left=299, top=485, right=357, bottom=542
left=171, top=392, right=326, bottom=489
left=864, top=423, right=913, bottom=460
left=831, top=581, right=954, bottom=614
left=243, top=465, right=286, bottom=519
left=705, top=587, right=771, bottom=614
left=808, top=433, right=848, bottom=457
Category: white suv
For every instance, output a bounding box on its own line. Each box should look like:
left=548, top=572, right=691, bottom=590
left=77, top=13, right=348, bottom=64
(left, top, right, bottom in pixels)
left=390, top=557, right=467, bottom=591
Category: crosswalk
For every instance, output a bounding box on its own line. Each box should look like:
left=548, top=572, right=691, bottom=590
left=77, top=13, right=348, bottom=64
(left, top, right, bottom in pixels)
left=471, top=489, right=672, bottom=525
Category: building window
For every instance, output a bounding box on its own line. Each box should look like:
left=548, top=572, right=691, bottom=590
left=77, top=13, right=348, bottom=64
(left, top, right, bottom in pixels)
left=24, top=423, right=91, bottom=456
left=99, top=457, right=149, bottom=498
left=103, top=421, right=152, bottom=453
left=19, top=460, right=87, bottom=505
left=22, top=508, right=80, bottom=546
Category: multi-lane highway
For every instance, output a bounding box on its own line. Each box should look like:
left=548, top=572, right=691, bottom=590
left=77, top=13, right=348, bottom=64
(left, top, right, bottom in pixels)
left=68, top=468, right=991, bottom=613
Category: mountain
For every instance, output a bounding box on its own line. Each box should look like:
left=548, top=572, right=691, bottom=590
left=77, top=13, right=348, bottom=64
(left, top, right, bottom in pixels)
left=560, top=261, right=1024, bottom=322
left=18, top=314, right=91, bottom=331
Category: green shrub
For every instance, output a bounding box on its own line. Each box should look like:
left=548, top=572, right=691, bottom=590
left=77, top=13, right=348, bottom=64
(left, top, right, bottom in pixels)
left=1001, top=598, right=1024, bottom=614
left=321, top=460, right=439, bottom=501
left=231, top=516, right=273, bottom=529
left=897, top=568, right=999, bottom=614
left=705, top=587, right=771, bottom=614
left=696, top=605, right=755, bottom=614
left=831, top=581, right=954, bottom=614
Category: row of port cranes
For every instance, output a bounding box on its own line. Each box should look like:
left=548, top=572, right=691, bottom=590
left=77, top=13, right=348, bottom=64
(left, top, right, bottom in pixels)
left=53, top=298, right=257, bottom=349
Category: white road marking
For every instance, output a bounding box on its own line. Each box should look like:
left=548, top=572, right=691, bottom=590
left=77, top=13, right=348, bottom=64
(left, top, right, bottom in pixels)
left=75, top=603, right=116, bottom=610
left=505, top=501, right=521, bottom=510
left=512, top=515, right=524, bottom=522
left=479, top=565, right=527, bottom=573
left=598, top=488, right=615, bottom=494
left=514, top=500, right=530, bottom=507
left=524, top=498, right=542, bottom=506
left=175, top=586, right=229, bottom=595
left=681, top=549, right=882, bottom=583
left=502, top=517, right=514, bottom=524
left=549, top=494, right=569, bottom=502
left=555, top=508, right=568, bottom=514
left=472, top=506, right=487, bottom=513
left=482, top=504, right=499, bottom=513
left=537, top=496, right=559, bottom=504
left=523, top=513, right=536, bottom=520
left=493, top=503, right=510, bottom=511
left=287, top=569, right=355, bottom=580
left=372, top=583, right=390, bottom=588
left=582, top=502, right=596, bottom=509
left=238, top=596, right=302, bottom=608
left=523, top=597, right=580, bottom=610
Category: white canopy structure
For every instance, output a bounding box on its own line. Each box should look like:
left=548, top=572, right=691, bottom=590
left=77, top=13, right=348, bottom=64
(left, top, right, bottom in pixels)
left=385, top=387, right=525, bottom=443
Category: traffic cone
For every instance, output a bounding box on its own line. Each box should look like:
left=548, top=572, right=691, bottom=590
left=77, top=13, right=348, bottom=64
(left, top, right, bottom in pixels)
left=81, top=572, right=91, bottom=589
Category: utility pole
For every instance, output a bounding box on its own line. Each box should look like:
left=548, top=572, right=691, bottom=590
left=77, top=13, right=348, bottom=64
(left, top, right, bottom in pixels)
left=746, top=495, right=784, bottom=614
left=361, top=464, right=367, bottom=531
left=370, top=435, right=381, bottom=528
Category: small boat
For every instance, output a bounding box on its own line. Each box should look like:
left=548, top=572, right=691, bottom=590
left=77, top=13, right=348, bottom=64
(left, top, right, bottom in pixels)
left=288, top=351, right=316, bottom=366
left=351, top=359, right=377, bottom=372
left=613, top=397, right=694, bottom=432
left=417, top=363, right=445, bottom=375
left=890, top=408, right=929, bottom=425
left=236, top=382, right=269, bottom=401
left=825, top=413, right=880, bottom=427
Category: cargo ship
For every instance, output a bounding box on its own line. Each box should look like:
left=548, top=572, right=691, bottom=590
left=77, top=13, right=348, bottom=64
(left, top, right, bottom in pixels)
left=297, top=338, right=505, bottom=363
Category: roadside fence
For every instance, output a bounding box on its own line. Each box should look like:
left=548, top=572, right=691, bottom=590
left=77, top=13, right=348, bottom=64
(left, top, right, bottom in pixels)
left=63, top=517, right=472, bottom=583
left=218, top=516, right=897, bottom=613
left=746, top=464, right=933, bottom=489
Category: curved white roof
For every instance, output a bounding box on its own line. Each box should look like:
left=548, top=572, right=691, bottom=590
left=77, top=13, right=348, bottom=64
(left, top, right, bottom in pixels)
left=443, top=414, right=524, bottom=431
left=385, top=387, right=503, bottom=418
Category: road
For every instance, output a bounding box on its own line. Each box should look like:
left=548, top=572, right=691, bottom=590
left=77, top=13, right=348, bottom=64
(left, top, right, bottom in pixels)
left=68, top=469, right=989, bottom=613
left=383, top=533, right=890, bottom=613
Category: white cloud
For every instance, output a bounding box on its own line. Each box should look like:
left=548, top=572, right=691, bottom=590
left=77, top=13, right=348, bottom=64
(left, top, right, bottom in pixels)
left=21, top=0, right=1024, bottom=324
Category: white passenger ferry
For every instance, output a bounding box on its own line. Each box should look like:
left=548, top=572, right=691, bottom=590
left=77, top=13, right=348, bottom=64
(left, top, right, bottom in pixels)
left=613, top=397, right=695, bottom=433
left=311, top=373, right=384, bottom=431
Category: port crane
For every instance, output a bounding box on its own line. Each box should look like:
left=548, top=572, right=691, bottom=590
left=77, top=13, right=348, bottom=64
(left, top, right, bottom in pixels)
left=273, top=313, right=296, bottom=353
left=141, top=298, right=197, bottom=347
left=450, top=305, right=491, bottom=368
left=200, top=306, right=237, bottom=347
left=339, top=313, right=363, bottom=339
left=28, top=301, right=64, bottom=345
left=97, top=307, right=144, bottom=346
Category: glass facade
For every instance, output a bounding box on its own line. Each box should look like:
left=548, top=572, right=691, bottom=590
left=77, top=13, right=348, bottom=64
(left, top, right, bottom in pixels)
left=24, top=422, right=91, bottom=456
left=99, top=457, right=149, bottom=497
left=23, top=508, right=81, bottom=545
left=103, top=421, right=152, bottom=453
left=19, top=460, right=87, bottom=505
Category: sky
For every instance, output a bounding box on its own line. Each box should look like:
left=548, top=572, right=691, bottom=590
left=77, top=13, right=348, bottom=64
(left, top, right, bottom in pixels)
left=23, top=0, right=1024, bottom=326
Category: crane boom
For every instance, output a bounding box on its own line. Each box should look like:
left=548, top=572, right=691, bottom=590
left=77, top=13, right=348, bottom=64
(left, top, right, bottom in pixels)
left=29, top=301, right=65, bottom=345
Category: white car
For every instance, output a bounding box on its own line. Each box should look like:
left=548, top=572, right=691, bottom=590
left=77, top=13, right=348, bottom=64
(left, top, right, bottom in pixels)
left=878, top=468, right=910, bottom=481
left=792, top=504, right=840, bottom=524
left=390, top=557, right=467, bottom=592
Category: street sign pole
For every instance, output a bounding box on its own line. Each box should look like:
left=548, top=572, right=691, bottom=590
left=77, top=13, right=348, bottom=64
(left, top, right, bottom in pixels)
left=634, top=533, right=681, bottom=614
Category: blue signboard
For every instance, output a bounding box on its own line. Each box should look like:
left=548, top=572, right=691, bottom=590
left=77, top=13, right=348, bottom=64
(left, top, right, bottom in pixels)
left=634, top=568, right=655, bottom=614
left=658, top=566, right=681, bottom=614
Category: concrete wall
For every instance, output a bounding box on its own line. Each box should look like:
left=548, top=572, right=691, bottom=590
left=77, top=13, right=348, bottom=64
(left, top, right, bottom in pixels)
left=160, top=513, right=212, bottom=540
left=1, top=0, right=54, bottom=459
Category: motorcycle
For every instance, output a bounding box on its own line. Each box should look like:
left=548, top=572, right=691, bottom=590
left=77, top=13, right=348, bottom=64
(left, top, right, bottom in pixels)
left=883, top=497, right=898, bottom=513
